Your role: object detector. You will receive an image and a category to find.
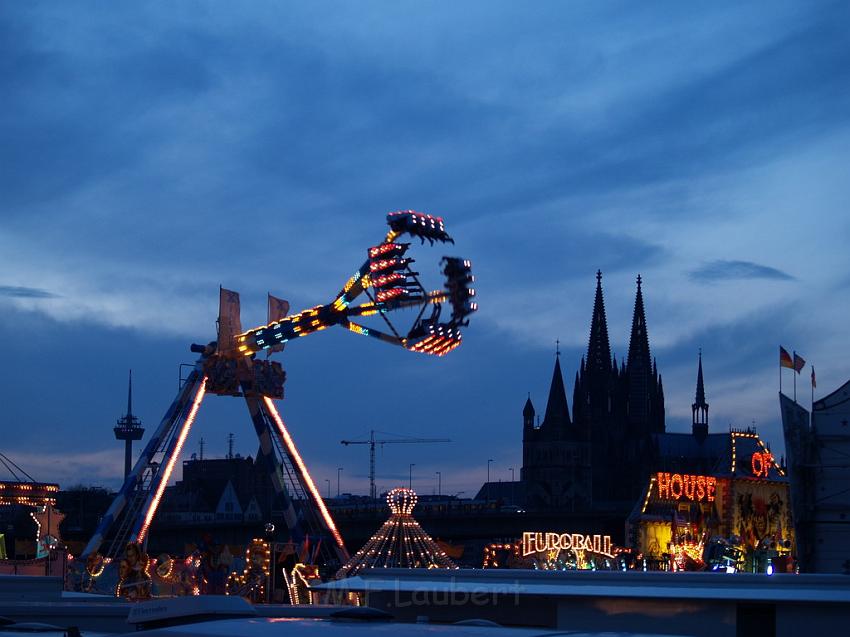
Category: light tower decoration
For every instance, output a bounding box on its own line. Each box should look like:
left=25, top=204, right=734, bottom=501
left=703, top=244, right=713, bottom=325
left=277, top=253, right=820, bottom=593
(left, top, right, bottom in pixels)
left=114, top=370, right=144, bottom=480
left=335, top=488, right=458, bottom=578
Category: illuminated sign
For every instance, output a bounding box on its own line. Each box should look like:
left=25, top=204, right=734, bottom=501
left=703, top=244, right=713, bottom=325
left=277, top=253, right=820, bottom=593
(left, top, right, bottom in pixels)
left=751, top=451, right=773, bottom=478
left=655, top=473, right=716, bottom=502
left=522, top=531, right=614, bottom=558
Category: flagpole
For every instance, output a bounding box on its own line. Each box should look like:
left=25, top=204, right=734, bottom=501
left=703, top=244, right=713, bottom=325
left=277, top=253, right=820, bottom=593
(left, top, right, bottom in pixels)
left=779, top=355, right=782, bottom=395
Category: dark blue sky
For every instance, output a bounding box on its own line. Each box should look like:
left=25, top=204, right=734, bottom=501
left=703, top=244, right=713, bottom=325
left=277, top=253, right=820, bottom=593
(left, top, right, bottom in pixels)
left=2, top=2, right=849, bottom=496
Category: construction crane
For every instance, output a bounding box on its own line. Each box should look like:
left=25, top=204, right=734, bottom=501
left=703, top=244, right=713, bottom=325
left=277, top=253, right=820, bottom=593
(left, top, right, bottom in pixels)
left=340, top=430, right=450, bottom=499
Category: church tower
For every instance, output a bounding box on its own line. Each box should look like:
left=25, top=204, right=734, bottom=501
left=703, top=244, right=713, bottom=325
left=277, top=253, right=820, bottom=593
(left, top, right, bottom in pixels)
left=692, top=350, right=709, bottom=440
left=521, top=349, right=590, bottom=509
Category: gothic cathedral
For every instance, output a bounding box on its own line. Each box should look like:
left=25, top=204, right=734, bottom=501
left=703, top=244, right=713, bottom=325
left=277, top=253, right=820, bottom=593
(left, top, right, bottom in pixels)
left=522, top=272, right=666, bottom=511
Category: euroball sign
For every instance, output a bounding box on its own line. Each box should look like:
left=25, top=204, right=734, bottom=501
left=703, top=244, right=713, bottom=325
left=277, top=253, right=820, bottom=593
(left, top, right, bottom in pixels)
left=521, top=531, right=615, bottom=558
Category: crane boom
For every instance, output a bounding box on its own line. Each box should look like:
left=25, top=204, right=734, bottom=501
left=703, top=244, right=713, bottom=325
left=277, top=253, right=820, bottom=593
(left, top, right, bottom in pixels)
left=340, top=430, right=450, bottom=499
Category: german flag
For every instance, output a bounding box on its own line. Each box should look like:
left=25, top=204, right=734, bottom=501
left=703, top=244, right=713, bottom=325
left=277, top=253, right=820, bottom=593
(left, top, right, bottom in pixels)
left=780, top=346, right=794, bottom=369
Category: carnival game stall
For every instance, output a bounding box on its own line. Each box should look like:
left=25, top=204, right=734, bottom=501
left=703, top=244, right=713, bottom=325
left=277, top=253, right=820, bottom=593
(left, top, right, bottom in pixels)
left=628, top=429, right=794, bottom=572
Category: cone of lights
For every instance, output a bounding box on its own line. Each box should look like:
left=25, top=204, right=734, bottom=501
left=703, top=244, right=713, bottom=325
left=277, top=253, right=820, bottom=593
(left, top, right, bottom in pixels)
left=335, top=488, right=457, bottom=578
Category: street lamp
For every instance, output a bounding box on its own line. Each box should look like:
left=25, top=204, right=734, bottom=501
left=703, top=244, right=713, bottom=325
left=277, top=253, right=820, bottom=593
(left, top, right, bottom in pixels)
left=337, top=467, right=343, bottom=497
left=325, top=479, right=331, bottom=499
left=509, top=467, right=515, bottom=505
left=487, top=459, right=493, bottom=503
left=436, top=471, right=442, bottom=496
left=409, top=463, right=415, bottom=489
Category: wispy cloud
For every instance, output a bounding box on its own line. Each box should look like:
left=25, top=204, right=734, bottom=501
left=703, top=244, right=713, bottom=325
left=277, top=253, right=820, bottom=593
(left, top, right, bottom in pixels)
left=690, top=260, right=794, bottom=283
left=1, top=449, right=125, bottom=489
left=0, top=285, right=59, bottom=298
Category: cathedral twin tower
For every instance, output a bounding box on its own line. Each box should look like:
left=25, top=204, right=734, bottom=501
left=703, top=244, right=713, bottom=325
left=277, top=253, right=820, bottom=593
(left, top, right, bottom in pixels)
left=521, top=271, right=666, bottom=511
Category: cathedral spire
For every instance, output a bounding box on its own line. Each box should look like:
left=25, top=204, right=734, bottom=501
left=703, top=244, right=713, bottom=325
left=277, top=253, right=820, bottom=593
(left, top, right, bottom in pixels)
left=692, top=350, right=709, bottom=439
left=542, top=353, right=571, bottom=428
left=627, top=275, right=651, bottom=371
left=586, top=270, right=612, bottom=376
left=626, top=274, right=655, bottom=430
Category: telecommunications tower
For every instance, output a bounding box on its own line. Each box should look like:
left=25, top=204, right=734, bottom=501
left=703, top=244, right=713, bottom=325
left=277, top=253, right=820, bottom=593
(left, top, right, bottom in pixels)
left=114, top=370, right=144, bottom=480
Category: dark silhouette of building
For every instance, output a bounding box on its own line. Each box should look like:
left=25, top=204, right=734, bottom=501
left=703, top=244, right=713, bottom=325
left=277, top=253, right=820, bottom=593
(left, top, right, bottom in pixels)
left=522, top=272, right=665, bottom=511
left=155, top=454, right=277, bottom=528
left=781, top=378, right=850, bottom=573
left=521, top=355, right=591, bottom=511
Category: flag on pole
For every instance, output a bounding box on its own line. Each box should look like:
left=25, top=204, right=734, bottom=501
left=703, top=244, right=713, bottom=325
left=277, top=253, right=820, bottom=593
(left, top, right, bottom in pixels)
left=811, top=366, right=816, bottom=388
left=779, top=346, right=794, bottom=369
left=267, top=294, right=290, bottom=355
left=793, top=352, right=806, bottom=373
left=217, top=287, right=243, bottom=356
left=268, top=294, right=290, bottom=323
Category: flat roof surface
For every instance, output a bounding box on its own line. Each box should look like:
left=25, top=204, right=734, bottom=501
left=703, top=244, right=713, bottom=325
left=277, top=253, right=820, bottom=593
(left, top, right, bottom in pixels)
left=317, top=569, right=850, bottom=604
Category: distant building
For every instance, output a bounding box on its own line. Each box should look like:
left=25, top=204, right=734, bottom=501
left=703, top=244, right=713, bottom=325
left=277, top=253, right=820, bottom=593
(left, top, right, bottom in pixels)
left=781, top=380, right=850, bottom=573
left=156, top=454, right=276, bottom=528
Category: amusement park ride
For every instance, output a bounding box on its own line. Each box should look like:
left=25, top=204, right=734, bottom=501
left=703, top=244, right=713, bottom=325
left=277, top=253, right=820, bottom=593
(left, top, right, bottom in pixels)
left=78, top=212, right=476, bottom=591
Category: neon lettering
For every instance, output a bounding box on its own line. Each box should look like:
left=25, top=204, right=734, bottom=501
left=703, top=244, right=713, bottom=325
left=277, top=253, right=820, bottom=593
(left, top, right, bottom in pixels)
left=521, top=530, right=615, bottom=557
left=656, top=473, right=717, bottom=502
left=657, top=472, right=671, bottom=499
left=751, top=451, right=772, bottom=478
left=683, top=474, right=695, bottom=500
left=670, top=474, right=684, bottom=499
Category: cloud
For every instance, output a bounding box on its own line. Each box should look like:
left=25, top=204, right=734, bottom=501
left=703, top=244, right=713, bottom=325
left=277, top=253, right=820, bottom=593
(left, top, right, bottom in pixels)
left=689, top=260, right=794, bottom=283
left=1, top=448, right=125, bottom=489
left=0, top=285, right=59, bottom=298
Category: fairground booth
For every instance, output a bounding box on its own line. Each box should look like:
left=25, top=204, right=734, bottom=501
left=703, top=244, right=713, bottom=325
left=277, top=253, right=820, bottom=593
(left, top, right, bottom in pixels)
left=627, top=428, right=794, bottom=573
